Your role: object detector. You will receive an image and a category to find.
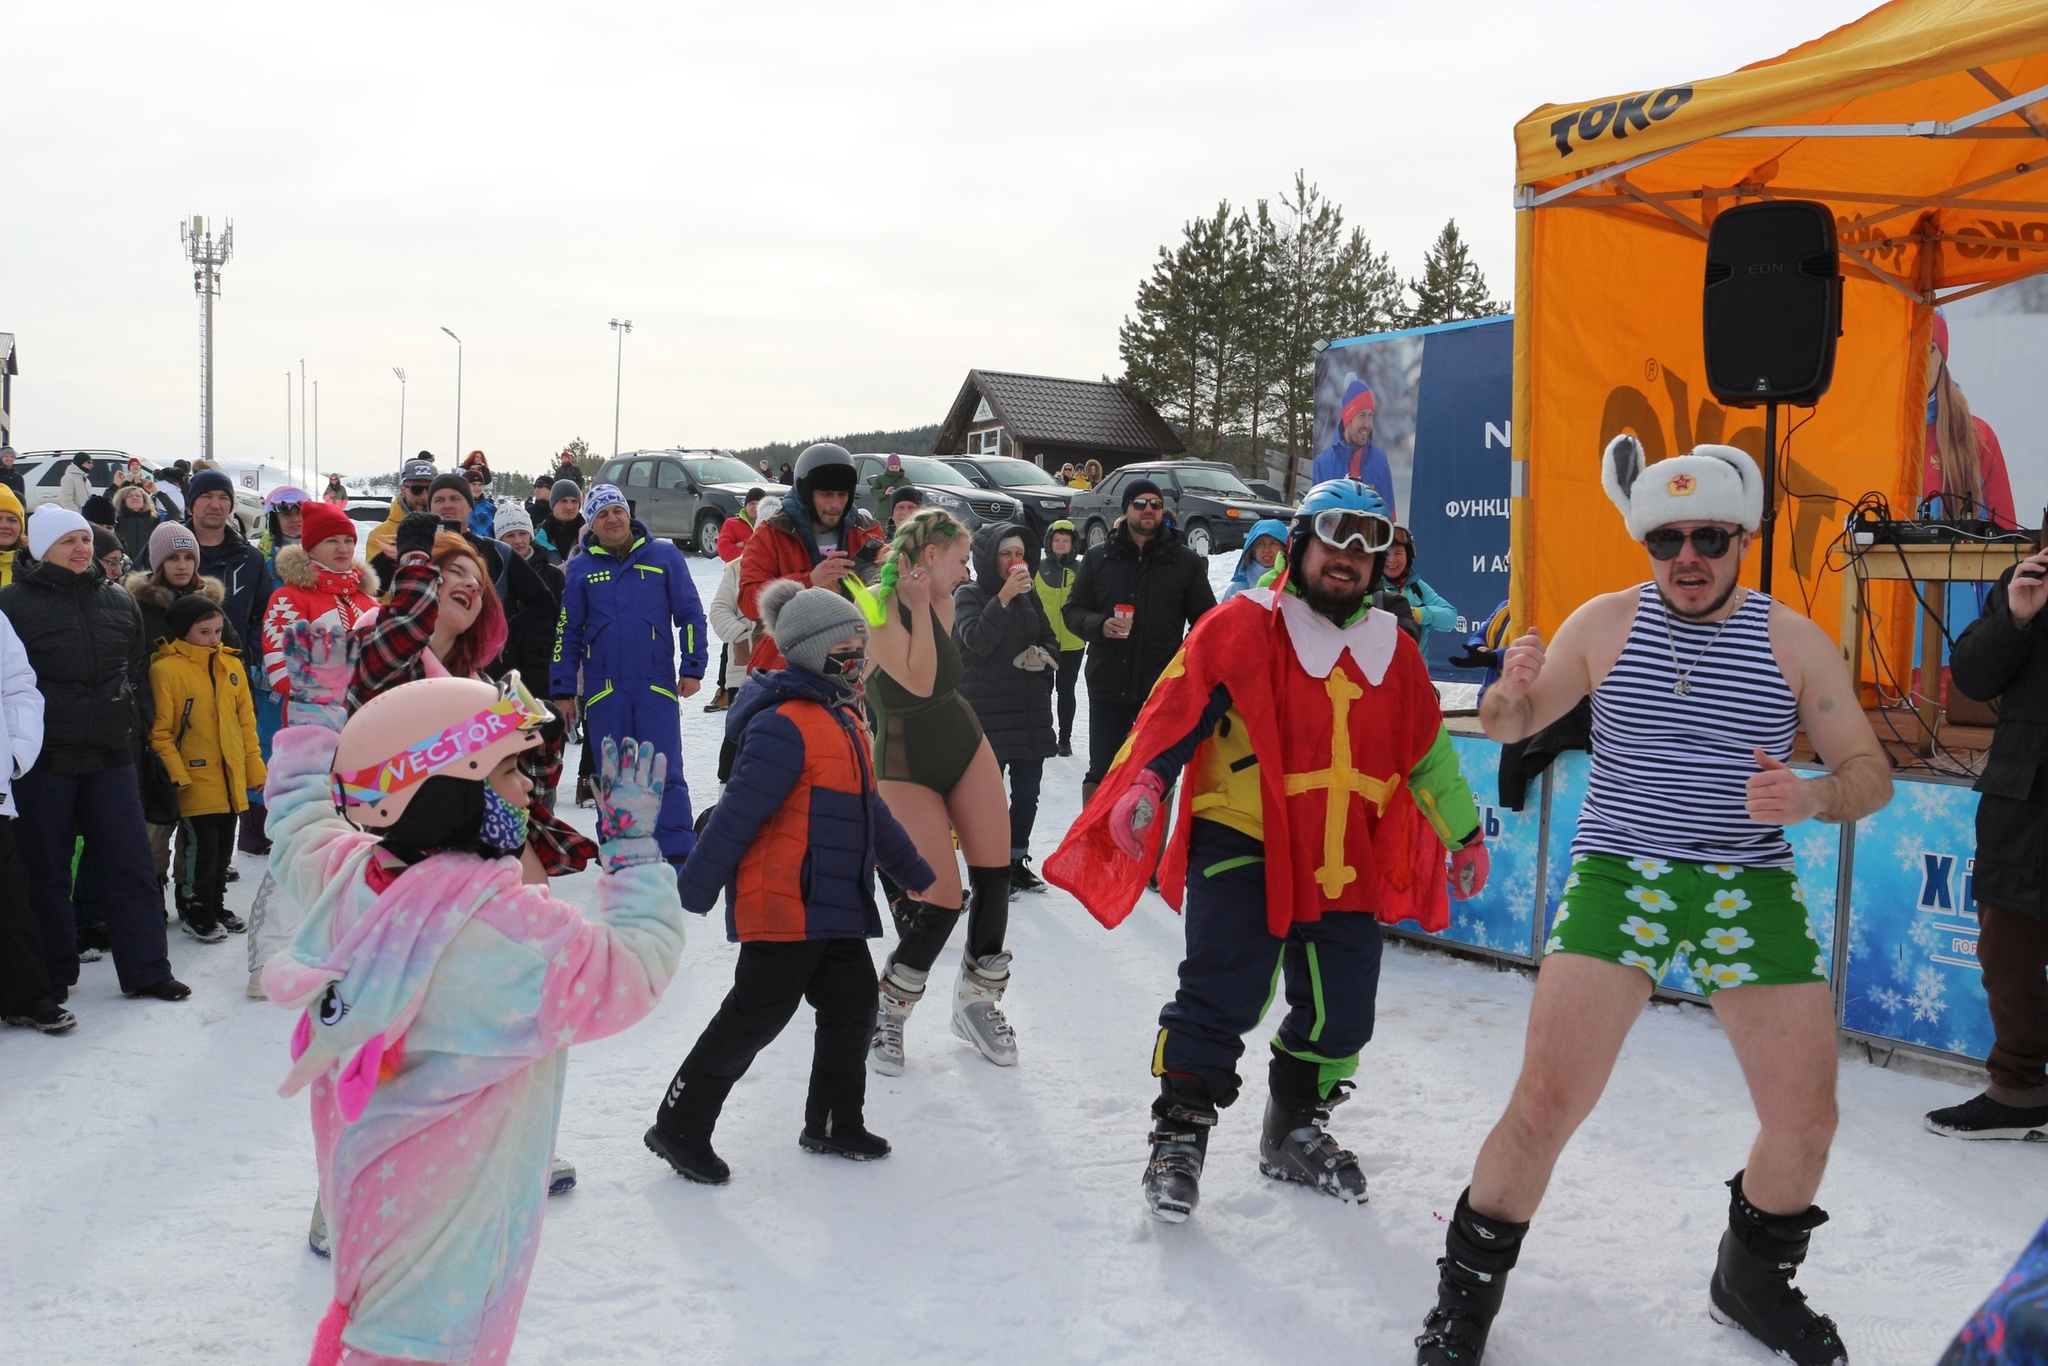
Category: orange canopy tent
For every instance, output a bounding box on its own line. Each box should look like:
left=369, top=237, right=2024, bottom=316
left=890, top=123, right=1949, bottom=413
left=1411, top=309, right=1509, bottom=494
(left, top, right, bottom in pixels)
left=1510, top=0, right=2048, bottom=654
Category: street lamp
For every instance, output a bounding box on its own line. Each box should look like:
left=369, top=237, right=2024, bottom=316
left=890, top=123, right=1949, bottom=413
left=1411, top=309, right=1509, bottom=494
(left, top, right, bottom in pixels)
left=609, top=318, right=633, bottom=458
left=440, top=326, right=463, bottom=463
left=392, top=367, right=407, bottom=465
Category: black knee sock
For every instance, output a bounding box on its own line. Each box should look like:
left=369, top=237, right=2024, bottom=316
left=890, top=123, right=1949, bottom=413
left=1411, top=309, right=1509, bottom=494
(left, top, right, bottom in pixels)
left=964, top=864, right=1010, bottom=961
left=889, top=899, right=963, bottom=973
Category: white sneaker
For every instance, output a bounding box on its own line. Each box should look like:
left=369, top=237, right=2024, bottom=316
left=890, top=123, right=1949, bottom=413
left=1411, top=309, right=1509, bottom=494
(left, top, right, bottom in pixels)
left=869, top=963, right=927, bottom=1077
left=247, top=969, right=267, bottom=1000
left=951, top=952, right=1017, bottom=1067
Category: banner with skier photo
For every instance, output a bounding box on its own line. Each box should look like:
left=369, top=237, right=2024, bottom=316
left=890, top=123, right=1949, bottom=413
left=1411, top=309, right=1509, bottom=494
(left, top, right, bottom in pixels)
left=1313, top=317, right=1512, bottom=680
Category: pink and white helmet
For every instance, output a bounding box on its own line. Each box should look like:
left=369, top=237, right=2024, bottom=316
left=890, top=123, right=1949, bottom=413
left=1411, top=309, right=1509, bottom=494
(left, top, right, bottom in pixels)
left=329, top=675, right=546, bottom=829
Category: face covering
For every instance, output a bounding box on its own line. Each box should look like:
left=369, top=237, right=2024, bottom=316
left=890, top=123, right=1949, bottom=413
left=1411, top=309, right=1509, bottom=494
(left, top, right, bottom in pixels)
left=823, top=648, right=866, bottom=684
left=480, top=785, right=531, bottom=857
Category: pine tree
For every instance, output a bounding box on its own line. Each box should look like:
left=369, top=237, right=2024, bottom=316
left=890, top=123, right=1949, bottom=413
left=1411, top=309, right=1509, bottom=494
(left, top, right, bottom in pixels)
left=1119, top=202, right=1257, bottom=456
left=1406, top=219, right=1505, bottom=326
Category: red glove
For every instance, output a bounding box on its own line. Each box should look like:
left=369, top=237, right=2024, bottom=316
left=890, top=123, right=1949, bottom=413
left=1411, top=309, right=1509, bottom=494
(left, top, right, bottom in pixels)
left=1448, top=838, right=1489, bottom=900
left=1108, top=770, right=1169, bottom=860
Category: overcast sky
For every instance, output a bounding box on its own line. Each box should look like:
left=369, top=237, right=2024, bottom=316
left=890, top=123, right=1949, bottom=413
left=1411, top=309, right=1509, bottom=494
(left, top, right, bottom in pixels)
left=3, top=0, right=1876, bottom=479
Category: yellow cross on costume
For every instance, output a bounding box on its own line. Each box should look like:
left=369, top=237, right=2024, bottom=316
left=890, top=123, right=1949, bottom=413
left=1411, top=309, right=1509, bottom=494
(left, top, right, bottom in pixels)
left=1283, top=669, right=1401, bottom=899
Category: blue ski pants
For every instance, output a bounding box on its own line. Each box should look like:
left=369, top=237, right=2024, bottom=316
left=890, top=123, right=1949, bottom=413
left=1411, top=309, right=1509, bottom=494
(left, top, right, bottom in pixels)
left=1155, top=821, right=1384, bottom=1105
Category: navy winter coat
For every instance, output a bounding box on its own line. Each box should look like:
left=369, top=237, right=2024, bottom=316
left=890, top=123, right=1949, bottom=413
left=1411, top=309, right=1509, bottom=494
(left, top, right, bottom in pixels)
left=678, top=668, right=933, bottom=942
left=549, top=521, right=707, bottom=698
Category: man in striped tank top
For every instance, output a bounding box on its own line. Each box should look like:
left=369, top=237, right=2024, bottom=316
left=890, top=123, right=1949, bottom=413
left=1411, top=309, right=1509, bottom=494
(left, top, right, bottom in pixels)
left=1416, top=438, right=1893, bottom=1366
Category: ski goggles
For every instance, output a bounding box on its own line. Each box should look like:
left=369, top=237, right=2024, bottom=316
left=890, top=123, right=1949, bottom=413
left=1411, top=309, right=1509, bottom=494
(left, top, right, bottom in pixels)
left=1643, top=526, right=1737, bottom=560
left=1307, top=509, right=1396, bottom=555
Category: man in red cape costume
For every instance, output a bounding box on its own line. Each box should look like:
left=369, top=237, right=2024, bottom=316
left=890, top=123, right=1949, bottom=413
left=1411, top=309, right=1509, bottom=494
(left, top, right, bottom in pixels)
left=1045, top=479, right=1488, bottom=1222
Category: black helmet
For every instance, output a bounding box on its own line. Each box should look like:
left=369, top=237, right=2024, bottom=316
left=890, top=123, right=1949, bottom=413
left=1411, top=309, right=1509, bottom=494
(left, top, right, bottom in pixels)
left=794, top=443, right=858, bottom=505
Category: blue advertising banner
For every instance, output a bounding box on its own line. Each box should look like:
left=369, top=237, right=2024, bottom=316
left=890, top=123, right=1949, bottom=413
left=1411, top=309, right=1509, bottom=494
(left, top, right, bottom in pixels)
left=1842, top=778, right=1993, bottom=1060
left=1389, top=734, right=1536, bottom=960
left=1541, top=751, right=1844, bottom=1001
left=1315, top=316, right=1512, bottom=679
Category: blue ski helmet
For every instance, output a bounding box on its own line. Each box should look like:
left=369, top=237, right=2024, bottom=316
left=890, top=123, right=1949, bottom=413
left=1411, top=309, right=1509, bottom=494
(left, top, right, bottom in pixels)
left=1288, top=479, right=1394, bottom=594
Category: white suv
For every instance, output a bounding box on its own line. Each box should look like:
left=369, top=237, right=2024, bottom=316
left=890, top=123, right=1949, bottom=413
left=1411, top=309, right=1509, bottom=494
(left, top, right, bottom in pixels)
left=12, top=450, right=261, bottom=531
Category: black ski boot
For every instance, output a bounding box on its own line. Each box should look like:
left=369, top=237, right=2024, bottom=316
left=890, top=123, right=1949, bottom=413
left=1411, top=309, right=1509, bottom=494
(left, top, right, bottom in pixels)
left=1143, top=1073, right=1217, bottom=1223
left=646, top=1074, right=733, bottom=1185
left=1415, top=1188, right=1528, bottom=1365
left=1709, top=1172, right=1847, bottom=1365
left=1258, top=1051, right=1367, bottom=1202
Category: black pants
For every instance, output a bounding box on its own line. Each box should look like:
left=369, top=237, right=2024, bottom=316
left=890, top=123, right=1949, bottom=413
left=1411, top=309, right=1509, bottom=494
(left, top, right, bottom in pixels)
left=184, top=812, right=240, bottom=923
left=1981, top=903, right=2048, bottom=1106
left=1085, top=694, right=1143, bottom=788
left=14, top=764, right=171, bottom=993
left=658, top=939, right=877, bottom=1136
left=995, top=755, right=1044, bottom=860
left=0, top=818, right=52, bottom=1013
left=1054, top=650, right=1082, bottom=744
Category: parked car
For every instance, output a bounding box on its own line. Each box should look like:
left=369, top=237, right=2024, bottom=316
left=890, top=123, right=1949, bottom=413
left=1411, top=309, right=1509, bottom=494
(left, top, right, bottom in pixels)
left=14, top=449, right=262, bottom=531
left=344, top=494, right=397, bottom=530
left=938, top=455, right=1075, bottom=538
left=1245, top=477, right=1290, bottom=505
left=1067, top=460, right=1296, bottom=556
left=851, top=454, right=1022, bottom=533
left=592, top=449, right=789, bottom=556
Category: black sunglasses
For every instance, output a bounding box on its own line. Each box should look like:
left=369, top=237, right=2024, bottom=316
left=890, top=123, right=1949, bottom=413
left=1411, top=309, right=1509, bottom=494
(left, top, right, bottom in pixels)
left=1644, top=526, right=1737, bottom=561
left=1128, top=497, right=1165, bottom=510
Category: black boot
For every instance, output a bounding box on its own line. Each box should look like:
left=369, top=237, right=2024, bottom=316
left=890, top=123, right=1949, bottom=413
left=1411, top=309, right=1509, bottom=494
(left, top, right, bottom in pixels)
left=1143, top=1073, right=1217, bottom=1223
left=798, top=1108, right=891, bottom=1160
left=1415, top=1188, right=1528, bottom=1364
left=1010, top=856, right=1045, bottom=894
left=646, top=1074, right=733, bottom=1185
left=1258, top=1050, right=1367, bottom=1202
left=1709, top=1172, right=1847, bottom=1365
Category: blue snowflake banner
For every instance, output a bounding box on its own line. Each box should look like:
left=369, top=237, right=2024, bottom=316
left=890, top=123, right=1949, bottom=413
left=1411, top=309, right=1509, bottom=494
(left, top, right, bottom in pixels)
left=1388, top=734, right=1539, bottom=959
left=1841, top=778, right=1993, bottom=1061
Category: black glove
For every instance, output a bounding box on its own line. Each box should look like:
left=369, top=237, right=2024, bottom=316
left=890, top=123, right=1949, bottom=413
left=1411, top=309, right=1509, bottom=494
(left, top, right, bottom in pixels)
left=1448, top=646, right=1501, bottom=672
left=396, top=510, right=440, bottom=559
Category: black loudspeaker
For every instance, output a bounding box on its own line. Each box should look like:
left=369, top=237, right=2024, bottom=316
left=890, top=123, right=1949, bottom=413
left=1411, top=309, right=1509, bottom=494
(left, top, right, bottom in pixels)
left=1702, top=200, right=1842, bottom=407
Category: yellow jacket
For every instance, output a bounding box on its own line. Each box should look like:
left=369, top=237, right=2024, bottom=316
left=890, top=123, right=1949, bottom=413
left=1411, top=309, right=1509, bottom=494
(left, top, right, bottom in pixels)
left=149, top=639, right=266, bottom=817
left=0, top=483, right=24, bottom=587
left=362, top=495, right=407, bottom=567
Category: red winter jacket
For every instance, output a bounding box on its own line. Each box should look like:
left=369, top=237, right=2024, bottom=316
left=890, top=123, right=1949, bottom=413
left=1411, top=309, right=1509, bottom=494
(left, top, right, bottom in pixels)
left=262, top=543, right=380, bottom=697
left=716, top=510, right=756, bottom=563
left=737, top=500, right=884, bottom=670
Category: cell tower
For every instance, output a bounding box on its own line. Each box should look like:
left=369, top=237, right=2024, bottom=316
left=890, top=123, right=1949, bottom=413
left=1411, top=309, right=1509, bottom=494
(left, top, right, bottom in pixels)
left=181, top=215, right=234, bottom=463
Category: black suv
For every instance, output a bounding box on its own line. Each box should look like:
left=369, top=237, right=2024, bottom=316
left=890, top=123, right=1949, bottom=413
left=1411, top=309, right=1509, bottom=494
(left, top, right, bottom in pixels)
left=938, top=456, right=1075, bottom=538
left=850, top=454, right=1022, bottom=533
left=1068, top=461, right=1295, bottom=556
left=592, top=450, right=789, bottom=556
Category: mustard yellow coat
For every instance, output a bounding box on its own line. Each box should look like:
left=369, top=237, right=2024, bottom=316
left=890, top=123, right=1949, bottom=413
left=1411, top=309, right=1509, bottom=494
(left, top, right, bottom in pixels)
left=149, top=639, right=267, bottom=817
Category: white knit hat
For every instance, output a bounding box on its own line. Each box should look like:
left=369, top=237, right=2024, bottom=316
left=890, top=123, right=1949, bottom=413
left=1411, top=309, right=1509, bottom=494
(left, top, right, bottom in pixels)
left=1601, top=435, right=1763, bottom=541
left=28, top=504, right=91, bottom=560
left=493, top=503, right=534, bottom=537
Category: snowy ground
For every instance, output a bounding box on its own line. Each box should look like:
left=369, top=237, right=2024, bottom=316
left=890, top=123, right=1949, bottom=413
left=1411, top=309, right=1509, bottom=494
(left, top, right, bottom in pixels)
left=3, top=551, right=2040, bottom=1366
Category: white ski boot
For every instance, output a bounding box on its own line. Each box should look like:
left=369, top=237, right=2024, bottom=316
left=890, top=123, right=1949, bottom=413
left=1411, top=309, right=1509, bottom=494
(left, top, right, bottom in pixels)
left=951, top=952, right=1017, bottom=1067
left=308, top=1201, right=331, bottom=1259
left=869, top=963, right=926, bottom=1077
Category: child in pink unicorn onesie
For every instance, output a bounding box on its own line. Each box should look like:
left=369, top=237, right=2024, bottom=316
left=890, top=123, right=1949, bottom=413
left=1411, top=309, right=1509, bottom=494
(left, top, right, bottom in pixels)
left=262, top=675, right=684, bottom=1365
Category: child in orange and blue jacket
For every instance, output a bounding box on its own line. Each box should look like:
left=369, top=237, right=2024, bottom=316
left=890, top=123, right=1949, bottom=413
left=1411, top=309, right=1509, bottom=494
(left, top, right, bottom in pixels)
left=646, top=579, right=933, bottom=1185
left=148, top=592, right=265, bottom=942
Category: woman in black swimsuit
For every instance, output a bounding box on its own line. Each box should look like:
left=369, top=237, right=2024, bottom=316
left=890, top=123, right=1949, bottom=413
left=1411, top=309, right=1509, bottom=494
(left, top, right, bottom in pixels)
left=865, top=509, right=1017, bottom=1074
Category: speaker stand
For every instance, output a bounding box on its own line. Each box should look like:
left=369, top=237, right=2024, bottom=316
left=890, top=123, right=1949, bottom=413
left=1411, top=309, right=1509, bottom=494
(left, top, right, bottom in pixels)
left=1759, top=402, right=1778, bottom=598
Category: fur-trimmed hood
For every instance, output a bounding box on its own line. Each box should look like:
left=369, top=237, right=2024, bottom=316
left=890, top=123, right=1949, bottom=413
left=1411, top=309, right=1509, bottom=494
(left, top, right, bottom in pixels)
left=124, top=569, right=226, bottom=614
left=273, top=541, right=381, bottom=598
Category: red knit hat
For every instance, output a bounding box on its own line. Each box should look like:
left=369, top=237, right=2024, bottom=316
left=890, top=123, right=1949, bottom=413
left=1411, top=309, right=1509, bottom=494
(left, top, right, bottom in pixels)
left=300, top=500, right=357, bottom=552
left=1932, top=309, right=1951, bottom=361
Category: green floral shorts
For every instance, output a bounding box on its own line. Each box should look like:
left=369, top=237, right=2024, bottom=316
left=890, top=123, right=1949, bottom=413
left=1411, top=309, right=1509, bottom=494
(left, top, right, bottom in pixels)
left=1546, top=852, right=1828, bottom=995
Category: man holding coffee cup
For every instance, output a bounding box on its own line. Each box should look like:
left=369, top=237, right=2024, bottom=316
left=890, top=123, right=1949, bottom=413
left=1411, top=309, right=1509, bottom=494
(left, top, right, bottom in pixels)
left=1062, top=477, right=1215, bottom=797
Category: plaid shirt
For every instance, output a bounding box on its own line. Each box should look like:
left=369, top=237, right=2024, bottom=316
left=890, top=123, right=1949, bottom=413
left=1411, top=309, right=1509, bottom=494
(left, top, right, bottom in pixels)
left=346, top=553, right=596, bottom=876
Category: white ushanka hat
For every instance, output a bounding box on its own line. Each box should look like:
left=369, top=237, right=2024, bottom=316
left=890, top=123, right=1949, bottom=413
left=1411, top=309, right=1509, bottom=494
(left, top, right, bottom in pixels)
left=1600, top=434, right=1763, bottom=541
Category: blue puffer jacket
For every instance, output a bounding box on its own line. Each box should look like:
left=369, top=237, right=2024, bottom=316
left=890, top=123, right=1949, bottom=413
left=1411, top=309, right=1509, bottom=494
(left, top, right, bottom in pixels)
left=1224, top=518, right=1290, bottom=599
left=550, top=521, right=707, bottom=696
left=678, top=668, right=933, bottom=942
